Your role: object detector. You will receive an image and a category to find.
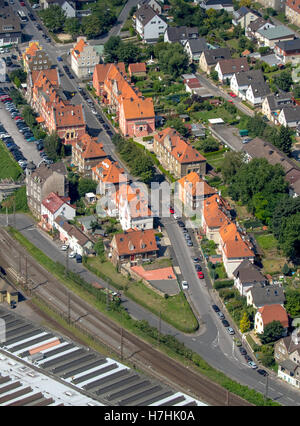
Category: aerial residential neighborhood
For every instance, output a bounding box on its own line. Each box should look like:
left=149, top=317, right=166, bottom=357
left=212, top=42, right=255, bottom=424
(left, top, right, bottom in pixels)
left=0, top=0, right=300, bottom=410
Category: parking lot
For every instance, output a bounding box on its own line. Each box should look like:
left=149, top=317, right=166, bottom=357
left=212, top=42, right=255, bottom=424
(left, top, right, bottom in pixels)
left=0, top=84, right=44, bottom=167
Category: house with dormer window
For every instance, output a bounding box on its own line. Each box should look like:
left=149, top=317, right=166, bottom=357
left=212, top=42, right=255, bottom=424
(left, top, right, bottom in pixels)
left=110, top=228, right=158, bottom=266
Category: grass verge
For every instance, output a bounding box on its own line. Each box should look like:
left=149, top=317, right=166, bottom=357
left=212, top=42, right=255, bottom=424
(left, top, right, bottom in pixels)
left=8, top=227, right=280, bottom=406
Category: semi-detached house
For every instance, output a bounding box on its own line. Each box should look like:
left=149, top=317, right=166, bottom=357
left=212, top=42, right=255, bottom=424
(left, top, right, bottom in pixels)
left=40, top=191, right=76, bottom=230
left=215, top=57, right=249, bottom=82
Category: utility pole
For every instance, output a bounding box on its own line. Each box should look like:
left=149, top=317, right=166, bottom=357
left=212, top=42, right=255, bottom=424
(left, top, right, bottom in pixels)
left=157, top=311, right=161, bottom=346
left=65, top=246, right=69, bottom=276
left=120, top=327, right=123, bottom=361
left=67, top=291, right=71, bottom=324
left=6, top=206, right=8, bottom=227
left=265, top=374, right=269, bottom=403
left=13, top=198, right=16, bottom=229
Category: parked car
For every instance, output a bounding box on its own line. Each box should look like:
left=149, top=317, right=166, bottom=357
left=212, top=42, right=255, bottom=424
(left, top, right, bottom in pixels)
left=226, top=327, right=235, bottom=335
left=222, top=319, right=230, bottom=327
left=217, top=311, right=225, bottom=319
left=68, top=251, right=76, bottom=258
left=239, top=347, right=247, bottom=355
left=187, top=241, right=193, bottom=247
left=61, top=245, right=68, bottom=251
left=212, top=304, right=220, bottom=313
left=197, top=271, right=204, bottom=279
left=257, top=369, right=268, bottom=376
left=181, top=281, right=189, bottom=290
left=248, top=361, right=257, bottom=369
left=76, top=254, right=82, bottom=263
left=195, top=264, right=201, bottom=271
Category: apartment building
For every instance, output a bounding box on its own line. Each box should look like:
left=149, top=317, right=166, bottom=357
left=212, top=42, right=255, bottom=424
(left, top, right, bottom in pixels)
left=23, top=41, right=52, bottom=73
left=153, top=127, right=206, bottom=179
left=71, top=133, right=107, bottom=176
left=70, top=37, right=100, bottom=79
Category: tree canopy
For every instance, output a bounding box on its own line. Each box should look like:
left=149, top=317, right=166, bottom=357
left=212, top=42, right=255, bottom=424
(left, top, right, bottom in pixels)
left=258, top=320, right=285, bottom=344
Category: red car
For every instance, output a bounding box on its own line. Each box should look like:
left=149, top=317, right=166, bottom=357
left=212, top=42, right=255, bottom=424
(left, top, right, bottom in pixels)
left=169, top=207, right=175, bottom=214
left=229, top=92, right=237, bottom=98
left=14, top=116, right=23, bottom=120
left=2, top=97, right=12, bottom=102
left=197, top=271, right=204, bottom=279
left=20, top=1, right=25, bottom=5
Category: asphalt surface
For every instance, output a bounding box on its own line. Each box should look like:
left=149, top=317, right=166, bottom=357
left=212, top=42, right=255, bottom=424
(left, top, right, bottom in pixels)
left=2, top=213, right=300, bottom=406
left=5, top=1, right=300, bottom=406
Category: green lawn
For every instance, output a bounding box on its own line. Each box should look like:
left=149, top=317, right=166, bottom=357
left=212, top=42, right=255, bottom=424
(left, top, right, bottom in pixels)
left=0, top=141, right=23, bottom=180
left=254, top=233, right=286, bottom=275
left=126, top=280, right=198, bottom=333
left=86, top=257, right=198, bottom=333
left=191, top=106, right=235, bottom=124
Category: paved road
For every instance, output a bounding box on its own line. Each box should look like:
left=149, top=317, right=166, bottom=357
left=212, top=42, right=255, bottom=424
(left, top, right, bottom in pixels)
left=196, top=73, right=255, bottom=118
left=3, top=213, right=300, bottom=406
left=9, top=2, right=300, bottom=406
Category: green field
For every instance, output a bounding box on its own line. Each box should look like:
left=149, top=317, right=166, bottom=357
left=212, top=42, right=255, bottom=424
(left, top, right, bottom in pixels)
left=0, top=141, right=23, bottom=180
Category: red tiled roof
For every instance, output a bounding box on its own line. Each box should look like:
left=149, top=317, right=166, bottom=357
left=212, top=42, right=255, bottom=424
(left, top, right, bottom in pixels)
left=42, top=192, right=71, bottom=214
left=178, top=172, right=216, bottom=197
left=219, top=221, right=253, bottom=259
left=128, top=63, right=146, bottom=74
left=113, top=229, right=158, bottom=256
left=258, top=304, right=289, bottom=328
left=154, top=128, right=206, bottom=164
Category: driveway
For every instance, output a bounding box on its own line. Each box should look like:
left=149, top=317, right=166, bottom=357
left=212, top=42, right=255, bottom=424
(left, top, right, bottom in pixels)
left=210, top=124, right=244, bottom=152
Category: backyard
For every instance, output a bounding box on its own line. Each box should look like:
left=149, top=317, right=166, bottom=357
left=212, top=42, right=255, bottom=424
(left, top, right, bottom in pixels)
left=254, top=232, right=287, bottom=275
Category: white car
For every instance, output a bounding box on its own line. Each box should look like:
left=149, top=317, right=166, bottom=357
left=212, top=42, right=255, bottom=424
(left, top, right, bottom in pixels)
left=68, top=251, right=76, bottom=258
left=181, top=281, right=189, bottom=290
left=248, top=361, right=257, bottom=369
left=91, top=109, right=97, bottom=115
left=60, top=245, right=68, bottom=251
left=32, top=3, right=40, bottom=8
left=174, top=214, right=181, bottom=220
left=226, top=327, right=235, bottom=335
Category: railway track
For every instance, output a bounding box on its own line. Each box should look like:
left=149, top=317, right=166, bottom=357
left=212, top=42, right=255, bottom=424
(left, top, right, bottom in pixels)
left=0, top=228, right=252, bottom=406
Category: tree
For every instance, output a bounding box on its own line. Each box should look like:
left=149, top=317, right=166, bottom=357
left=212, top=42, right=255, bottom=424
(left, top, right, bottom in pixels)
left=40, top=5, right=66, bottom=33
left=274, top=71, right=293, bottom=92
left=156, top=43, right=189, bottom=78
left=22, top=105, right=36, bottom=128
left=210, top=70, right=219, bottom=82
left=285, top=290, right=300, bottom=318
left=94, top=239, right=105, bottom=262
left=64, top=17, right=81, bottom=38
left=240, top=312, right=251, bottom=333
left=43, top=133, right=63, bottom=161
left=221, top=151, right=244, bottom=183
left=78, top=178, right=97, bottom=198
left=282, top=263, right=291, bottom=276
left=258, top=321, right=285, bottom=344
left=293, top=85, right=300, bottom=99
left=197, top=137, right=219, bottom=153
left=276, top=125, right=292, bottom=155
left=104, top=36, right=122, bottom=62
left=81, top=15, right=102, bottom=39
left=117, top=42, right=141, bottom=64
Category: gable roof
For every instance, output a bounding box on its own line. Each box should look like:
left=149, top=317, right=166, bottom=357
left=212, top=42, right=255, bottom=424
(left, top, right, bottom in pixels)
left=248, top=81, right=271, bottom=98
left=203, top=194, right=231, bottom=228
left=154, top=127, right=206, bottom=165
left=234, top=69, right=264, bottom=86
left=281, top=105, right=300, bottom=122
left=233, top=259, right=266, bottom=284
left=75, top=134, right=107, bottom=160
left=202, top=47, right=231, bottom=66
left=121, top=96, right=155, bottom=120
left=219, top=221, right=254, bottom=259
left=251, top=285, right=285, bottom=306
left=276, top=38, right=300, bottom=52
left=135, top=4, right=160, bottom=26
left=92, top=158, right=126, bottom=184
left=217, top=57, right=249, bottom=75
left=128, top=63, right=147, bottom=74
left=31, top=161, right=67, bottom=183
left=264, top=92, right=293, bottom=111
left=42, top=192, right=72, bottom=214
left=258, top=304, right=289, bottom=328
left=247, top=17, right=268, bottom=32
left=185, top=38, right=209, bottom=54
left=243, top=137, right=299, bottom=176
left=113, top=228, right=158, bottom=256
left=165, top=26, right=199, bottom=43
left=178, top=171, right=216, bottom=197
